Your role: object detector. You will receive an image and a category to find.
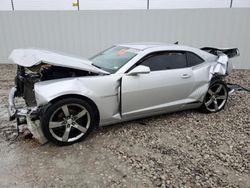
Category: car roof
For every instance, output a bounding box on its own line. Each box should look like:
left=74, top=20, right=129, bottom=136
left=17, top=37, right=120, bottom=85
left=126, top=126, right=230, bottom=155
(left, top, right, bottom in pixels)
left=118, top=42, right=176, bottom=50
left=117, top=42, right=216, bottom=61
left=117, top=42, right=200, bottom=52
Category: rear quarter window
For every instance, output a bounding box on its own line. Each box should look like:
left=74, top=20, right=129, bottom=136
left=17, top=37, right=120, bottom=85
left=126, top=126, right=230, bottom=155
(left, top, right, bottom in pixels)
left=186, top=52, right=204, bottom=67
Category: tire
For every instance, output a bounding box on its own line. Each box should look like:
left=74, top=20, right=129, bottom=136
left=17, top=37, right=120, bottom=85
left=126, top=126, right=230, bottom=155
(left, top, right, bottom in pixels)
left=200, top=80, right=228, bottom=113
left=41, top=98, right=97, bottom=146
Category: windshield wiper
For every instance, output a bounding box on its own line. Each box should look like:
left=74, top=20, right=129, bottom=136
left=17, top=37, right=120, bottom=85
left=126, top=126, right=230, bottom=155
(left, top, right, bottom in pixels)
left=91, top=64, right=111, bottom=74
left=92, top=63, right=103, bottom=69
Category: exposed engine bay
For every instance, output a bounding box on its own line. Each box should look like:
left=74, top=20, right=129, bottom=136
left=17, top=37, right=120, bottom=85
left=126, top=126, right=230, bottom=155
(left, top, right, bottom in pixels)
left=15, top=64, right=97, bottom=107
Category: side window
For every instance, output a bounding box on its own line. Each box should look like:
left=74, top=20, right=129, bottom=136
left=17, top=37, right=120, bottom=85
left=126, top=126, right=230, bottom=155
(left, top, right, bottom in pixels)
left=141, top=51, right=187, bottom=71
left=186, top=52, right=204, bottom=67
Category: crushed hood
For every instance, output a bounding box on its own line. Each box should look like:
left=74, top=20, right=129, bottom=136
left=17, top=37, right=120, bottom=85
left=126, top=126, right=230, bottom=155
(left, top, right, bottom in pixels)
left=8, top=49, right=109, bottom=75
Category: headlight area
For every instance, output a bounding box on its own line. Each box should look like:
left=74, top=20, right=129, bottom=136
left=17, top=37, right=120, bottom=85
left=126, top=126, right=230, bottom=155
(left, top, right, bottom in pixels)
left=8, top=86, right=48, bottom=144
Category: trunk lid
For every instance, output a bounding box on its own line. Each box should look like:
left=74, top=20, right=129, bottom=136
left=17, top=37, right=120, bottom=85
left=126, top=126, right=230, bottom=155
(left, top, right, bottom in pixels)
left=8, top=49, right=109, bottom=75
left=200, top=47, right=240, bottom=75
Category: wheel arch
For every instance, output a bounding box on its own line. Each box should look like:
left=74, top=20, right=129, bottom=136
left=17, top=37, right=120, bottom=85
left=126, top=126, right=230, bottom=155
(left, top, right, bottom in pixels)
left=200, top=78, right=228, bottom=113
left=210, top=74, right=224, bottom=84
left=48, top=94, right=100, bottom=126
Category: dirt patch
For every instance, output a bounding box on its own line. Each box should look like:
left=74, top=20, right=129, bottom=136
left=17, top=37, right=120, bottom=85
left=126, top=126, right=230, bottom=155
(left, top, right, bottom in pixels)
left=0, top=65, right=249, bottom=187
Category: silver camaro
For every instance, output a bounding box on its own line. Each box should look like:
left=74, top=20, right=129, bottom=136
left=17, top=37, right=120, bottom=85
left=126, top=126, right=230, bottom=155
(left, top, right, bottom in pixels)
left=6, top=43, right=240, bottom=145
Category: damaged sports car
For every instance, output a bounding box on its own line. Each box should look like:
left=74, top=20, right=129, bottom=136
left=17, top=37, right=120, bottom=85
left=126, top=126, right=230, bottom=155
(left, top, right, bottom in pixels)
left=6, top=43, right=240, bottom=145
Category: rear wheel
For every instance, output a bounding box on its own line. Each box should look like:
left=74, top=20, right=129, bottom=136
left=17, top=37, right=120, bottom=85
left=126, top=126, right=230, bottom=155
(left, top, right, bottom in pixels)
left=201, top=81, right=228, bottom=113
left=41, top=98, right=97, bottom=146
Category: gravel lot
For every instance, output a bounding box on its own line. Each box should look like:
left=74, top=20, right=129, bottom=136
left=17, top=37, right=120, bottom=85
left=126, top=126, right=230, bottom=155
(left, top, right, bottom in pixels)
left=0, top=65, right=249, bottom=187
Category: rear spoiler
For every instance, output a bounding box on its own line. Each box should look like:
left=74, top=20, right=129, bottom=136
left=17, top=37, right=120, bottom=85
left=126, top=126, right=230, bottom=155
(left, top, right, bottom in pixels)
left=200, top=47, right=240, bottom=58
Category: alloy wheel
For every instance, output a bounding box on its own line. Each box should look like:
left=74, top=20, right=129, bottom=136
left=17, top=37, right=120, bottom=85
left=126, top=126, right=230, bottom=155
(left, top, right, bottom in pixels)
left=48, top=104, right=90, bottom=142
left=204, top=83, right=228, bottom=112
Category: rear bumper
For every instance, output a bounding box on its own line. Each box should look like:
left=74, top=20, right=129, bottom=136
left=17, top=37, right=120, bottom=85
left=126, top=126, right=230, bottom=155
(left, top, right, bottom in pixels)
left=227, top=83, right=250, bottom=94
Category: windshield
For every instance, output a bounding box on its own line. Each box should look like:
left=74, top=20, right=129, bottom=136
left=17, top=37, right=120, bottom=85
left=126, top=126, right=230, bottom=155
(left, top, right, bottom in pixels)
left=90, top=46, right=138, bottom=73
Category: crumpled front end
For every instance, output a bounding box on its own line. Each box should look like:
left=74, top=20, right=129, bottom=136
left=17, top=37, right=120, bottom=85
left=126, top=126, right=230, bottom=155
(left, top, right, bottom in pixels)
left=8, top=87, right=48, bottom=144
left=6, top=48, right=110, bottom=144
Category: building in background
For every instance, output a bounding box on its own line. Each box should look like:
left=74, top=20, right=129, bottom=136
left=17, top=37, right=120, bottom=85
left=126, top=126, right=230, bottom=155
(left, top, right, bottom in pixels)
left=1, top=0, right=250, bottom=10
left=0, top=1, right=249, bottom=69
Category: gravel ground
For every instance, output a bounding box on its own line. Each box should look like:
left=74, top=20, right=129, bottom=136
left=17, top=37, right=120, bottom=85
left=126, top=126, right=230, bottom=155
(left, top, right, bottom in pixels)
left=0, top=65, right=249, bottom=188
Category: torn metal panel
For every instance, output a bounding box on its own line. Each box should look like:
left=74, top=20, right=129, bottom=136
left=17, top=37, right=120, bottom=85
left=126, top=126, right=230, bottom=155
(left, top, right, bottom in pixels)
left=210, top=52, right=228, bottom=76
left=200, top=47, right=240, bottom=58
left=26, top=116, right=48, bottom=144
left=227, top=83, right=250, bottom=95
left=206, top=48, right=239, bottom=78
left=202, top=47, right=240, bottom=76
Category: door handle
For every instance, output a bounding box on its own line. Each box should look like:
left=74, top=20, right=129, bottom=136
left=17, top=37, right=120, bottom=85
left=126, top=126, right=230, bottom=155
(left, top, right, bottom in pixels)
left=181, top=74, right=191, bottom=79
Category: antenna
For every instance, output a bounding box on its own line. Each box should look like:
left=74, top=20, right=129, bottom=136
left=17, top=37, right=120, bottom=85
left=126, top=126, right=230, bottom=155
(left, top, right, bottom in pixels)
left=174, top=41, right=179, bottom=45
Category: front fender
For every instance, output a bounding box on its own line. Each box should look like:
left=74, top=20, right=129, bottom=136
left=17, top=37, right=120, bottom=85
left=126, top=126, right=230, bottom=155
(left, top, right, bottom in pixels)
left=34, top=78, right=96, bottom=106
left=34, top=75, right=122, bottom=124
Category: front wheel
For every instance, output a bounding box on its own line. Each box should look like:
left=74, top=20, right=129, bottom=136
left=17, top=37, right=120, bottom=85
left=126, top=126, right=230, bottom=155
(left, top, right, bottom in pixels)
left=201, top=81, right=228, bottom=113
left=41, top=98, right=97, bottom=146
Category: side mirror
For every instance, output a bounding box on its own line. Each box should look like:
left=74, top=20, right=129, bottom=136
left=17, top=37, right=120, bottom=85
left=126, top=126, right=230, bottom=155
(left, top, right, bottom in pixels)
left=127, top=65, right=150, bottom=76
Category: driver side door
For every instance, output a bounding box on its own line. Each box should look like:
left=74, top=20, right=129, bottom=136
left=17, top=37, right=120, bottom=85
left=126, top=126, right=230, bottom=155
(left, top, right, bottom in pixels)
left=121, top=51, right=195, bottom=119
